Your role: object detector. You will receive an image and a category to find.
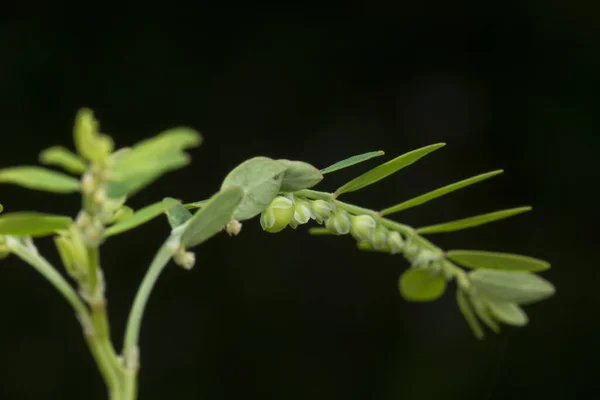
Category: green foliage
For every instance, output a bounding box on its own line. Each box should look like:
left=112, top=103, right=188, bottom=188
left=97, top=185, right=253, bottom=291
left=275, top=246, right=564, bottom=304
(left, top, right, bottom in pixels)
left=447, top=250, right=550, bottom=272
left=164, top=199, right=193, bottom=229
left=277, top=159, right=323, bottom=191
left=320, top=150, right=384, bottom=174
left=380, top=170, right=503, bottom=216
left=0, top=166, right=80, bottom=193
left=469, top=269, right=555, bottom=304
left=334, top=143, right=445, bottom=196
left=39, top=146, right=87, bottom=174
left=73, top=108, right=114, bottom=162
left=399, top=268, right=447, bottom=302
left=456, top=289, right=484, bottom=339
left=104, top=198, right=180, bottom=237
left=0, top=212, right=71, bottom=237
left=484, top=299, right=528, bottom=326
left=416, top=206, right=532, bottom=234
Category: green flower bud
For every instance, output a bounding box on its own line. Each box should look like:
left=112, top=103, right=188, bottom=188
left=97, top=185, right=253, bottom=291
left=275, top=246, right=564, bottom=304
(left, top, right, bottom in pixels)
left=0, top=240, right=9, bottom=259
left=387, top=231, right=404, bottom=254
left=371, top=225, right=388, bottom=250
left=311, top=200, right=333, bottom=224
left=349, top=214, right=376, bottom=242
left=291, top=197, right=313, bottom=227
left=325, top=209, right=351, bottom=235
left=260, top=196, right=294, bottom=233
left=174, top=248, right=196, bottom=270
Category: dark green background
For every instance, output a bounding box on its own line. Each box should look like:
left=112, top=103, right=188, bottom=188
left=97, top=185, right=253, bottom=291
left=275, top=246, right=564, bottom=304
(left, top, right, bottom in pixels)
left=0, top=4, right=597, bottom=400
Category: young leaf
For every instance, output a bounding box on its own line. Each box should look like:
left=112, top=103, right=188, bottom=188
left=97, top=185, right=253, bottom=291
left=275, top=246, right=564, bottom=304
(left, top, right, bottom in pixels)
left=164, top=198, right=193, bottom=229
left=0, top=166, right=80, bottom=193
left=73, top=108, right=114, bottom=162
left=39, top=146, right=87, bottom=174
left=104, top=198, right=180, bottom=237
left=220, top=157, right=287, bottom=221
left=277, top=159, right=323, bottom=191
left=456, top=289, right=484, bottom=339
left=334, top=143, right=445, bottom=197
left=470, top=295, right=500, bottom=333
left=181, top=187, right=244, bottom=248
left=447, top=250, right=550, bottom=272
left=470, top=270, right=556, bottom=304
left=416, top=206, right=532, bottom=235
left=320, top=150, right=385, bottom=174
left=398, top=268, right=447, bottom=302
left=483, top=298, right=528, bottom=327
left=380, top=170, right=503, bottom=216
left=106, top=127, right=202, bottom=198
left=0, top=212, right=72, bottom=237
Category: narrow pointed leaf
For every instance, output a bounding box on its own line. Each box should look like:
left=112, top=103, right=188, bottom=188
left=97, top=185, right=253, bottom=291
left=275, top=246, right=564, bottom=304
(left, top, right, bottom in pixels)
left=416, top=206, right=532, bottom=234
left=447, top=250, right=550, bottom=272
left=470, top=269, right=556, bottom=304
left=470, top=295, right=501, bottom=333
left=185, top=200, right=207, bottom=209
left=0, top=166, right=80, bottom=193
left=456, top=289, right=484, bottom=339
left=220, top=157, right=287, bottom=221
left=380, top=170, right=503, bottom=216
left=277, top=159, right=323, bottom=191
left=399, top=268, right=447, bottom=302
left=0, top=204, right=3, bottom=214
left=104, top=198, right=180, bottom=237
left=181, top=187, right=244, bottom=248
left=320, top=151, right=385, bottom=174
left=483, top=299, right=528, bottom=327
left=308, top=227, right=334, bottom=235
left=39, top=146, right=87, bottom=174
left=164, top=198, right=193, bottom=229
left=334, top=143, right=445, bottom=196
left=0, top=212, right=72, bottom=237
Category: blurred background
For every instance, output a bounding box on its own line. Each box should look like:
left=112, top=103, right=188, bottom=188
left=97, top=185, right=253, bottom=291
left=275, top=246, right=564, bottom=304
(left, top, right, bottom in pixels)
left=0, top=4, right=598, bottom=400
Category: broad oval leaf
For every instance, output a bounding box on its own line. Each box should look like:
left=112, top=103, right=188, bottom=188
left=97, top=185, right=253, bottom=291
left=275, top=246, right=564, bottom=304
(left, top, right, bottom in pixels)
left=320, top=150, right=385, bottom=174
left=470, top=269, right=555, bottom=304
left=277, top=159, right=323, bottom=191
left=0, top=166, right=80, bottom=193
left=0, top=212, right=71, bottom=237
left=399, top=268, right=447, bottom=302
left=164, top=198, right=193, bottom=229
left=106, top=127, right=202, bottom=198
left=447, top=250, right=550, bottom=272
left=456, top=289, right=484, bottom=339
left=334, top=143, right=445, bottom=197
left=220, top=157, right=287, bottom=221
left=416, top=206, right=532, bottom=235
left=181, top=187, right=244, bottom=248
left=39, top=146, right=87, bottom=174
left=483, top=298, right=528, bottom=327
left=380, top=170, right=503, bottom=216
left=104, top=198, right=180, bottom=237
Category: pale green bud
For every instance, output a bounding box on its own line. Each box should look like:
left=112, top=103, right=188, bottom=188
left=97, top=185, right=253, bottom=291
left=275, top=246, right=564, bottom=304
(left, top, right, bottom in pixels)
left=387, top=231, right=404, bottom=254
left=226, top=219, right=242, bottom=236
left=349, top=214, right=376, bottom=242
left=0, top=241, right=9, bottom=259
left=174, top=248, right=196, bottom=270
left=292, top=197, right=313, bottom=225
left=311, top=200, right=333, bottom=224
left=260, top=196, right=294, bottom=233
left=371, top=225, right=388, bottom=250
left=325, top=209, right=351, bottom=235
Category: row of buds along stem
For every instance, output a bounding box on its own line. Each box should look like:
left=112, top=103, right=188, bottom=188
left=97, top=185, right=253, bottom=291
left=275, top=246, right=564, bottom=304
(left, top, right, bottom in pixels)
left=259, top=195, right=446, bottom=276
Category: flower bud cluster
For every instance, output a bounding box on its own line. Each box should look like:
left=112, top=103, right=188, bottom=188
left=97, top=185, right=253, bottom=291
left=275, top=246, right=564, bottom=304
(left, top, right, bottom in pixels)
left=260, top=195, right=334, bottom=233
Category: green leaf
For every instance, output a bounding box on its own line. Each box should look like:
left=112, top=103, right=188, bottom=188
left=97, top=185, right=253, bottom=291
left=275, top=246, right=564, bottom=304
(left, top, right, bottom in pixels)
left=470, top=269, right=556, bottom=304
left=398, top=268, right=447, bottom=302
left=39, top=146, right=87, bottom=175
left=181, top=187, right=244, bottom=248
left=447, top=250, right=550, bottom=272
left=106, top=127, right=202, bottom=198
left=320, top=150, right=385, bottom=174
left=334, top=143, right=445, bottom=197
left=483, top=298, right=528, bottom=327
left=470, top=295, right=500, bottom=333
left=185, top=200, right=207, bottom=209
left=456, top=289, right=484, bottom=339
left=416, top=206, right=532, bottom=235
left=73, top=108, right=114, bottom=162
left=164, top=198, right=193, bottom=229
left=277, top=159, right=323, bottom=191
left=220, top=157, right=287, bottom=221
left=0, top=204, right=3, bottom=214
left=380, top=170, right=503, bottom=216
left=0, top=166, right=80, bottom=193
left=308, top=227, right=334, bottom=235
left=104, top=198, right=180, bottom=237
left=0, top=212, right=72, bottom=237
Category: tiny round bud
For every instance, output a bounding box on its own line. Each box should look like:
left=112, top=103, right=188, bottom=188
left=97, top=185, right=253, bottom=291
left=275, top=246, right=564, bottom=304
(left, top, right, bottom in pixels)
left=325, top=209, right=351, bottom=235
left=174, top=249, right=196, bottom=270
left=0, top=243, right=10, bottom=259
left=81, top=173, right=95, bottom=195
left=387, top=231, right=404, bottom=254
left=292, top=198, right=313, bottom=225
left=93, top=187, right=107, bottom=206
left=226, top=219, right=242, bottom=236
left=349, top=214, right=376, bottom=242
left=310, top=200, right=333, bottom=224
left=371, top=225, right=388, bottom=250
left=260, top=196, right=294, bottom=233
